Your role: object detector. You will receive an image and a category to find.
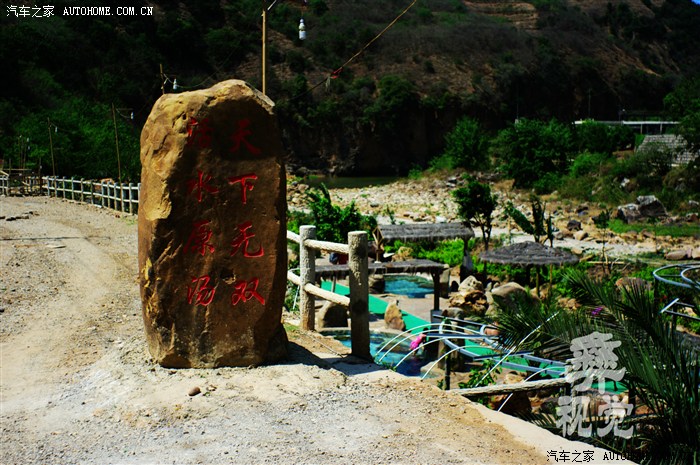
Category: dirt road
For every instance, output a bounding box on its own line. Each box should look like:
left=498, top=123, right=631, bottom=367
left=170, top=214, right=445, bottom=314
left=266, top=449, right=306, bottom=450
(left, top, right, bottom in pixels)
left=1, top=196, right=629, bottom=464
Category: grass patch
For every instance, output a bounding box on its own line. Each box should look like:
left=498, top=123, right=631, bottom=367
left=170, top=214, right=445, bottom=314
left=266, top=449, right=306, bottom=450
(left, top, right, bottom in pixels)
left=608, top=219, right=700, bottom=238
left=384, top=239, right=464, bottom=267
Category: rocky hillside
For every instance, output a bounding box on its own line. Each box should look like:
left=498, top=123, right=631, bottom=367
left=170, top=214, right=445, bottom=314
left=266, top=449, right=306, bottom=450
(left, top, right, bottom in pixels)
left=1, top=0, right=699, bottom=177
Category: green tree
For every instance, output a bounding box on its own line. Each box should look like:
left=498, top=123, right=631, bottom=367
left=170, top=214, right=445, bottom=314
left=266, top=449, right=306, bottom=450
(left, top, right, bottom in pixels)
left=440, top=117, right=490, bottom=171
left=664, top=76, right=700, bottom=152
left=452, top=177, right=497, bottom=251
left=491, top=119, right=574, bottom=189
left=362, top=75, right=419, bottom=132
left=574, top=120, right=634, bottom=154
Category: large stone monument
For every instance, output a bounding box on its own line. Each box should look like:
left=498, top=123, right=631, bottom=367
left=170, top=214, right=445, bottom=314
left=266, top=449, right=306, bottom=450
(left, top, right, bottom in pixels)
left=138, top=80, right=288, bottom=368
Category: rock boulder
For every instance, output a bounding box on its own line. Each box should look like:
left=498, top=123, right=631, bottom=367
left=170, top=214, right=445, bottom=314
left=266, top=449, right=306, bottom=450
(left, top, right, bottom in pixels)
left=384, top=301, right=406, bottom=331
left=317, top=301, right=349, bottom=329
left=490, top=282, right=539, bottom=313
left=138, top=80, right=288, bottom=368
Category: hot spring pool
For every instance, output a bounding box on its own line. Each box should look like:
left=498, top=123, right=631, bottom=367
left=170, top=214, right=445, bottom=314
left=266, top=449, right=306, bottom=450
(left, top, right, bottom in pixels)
left=323, top=329, right=430, bottom=377
left=384, top=274, right=433, bottom=299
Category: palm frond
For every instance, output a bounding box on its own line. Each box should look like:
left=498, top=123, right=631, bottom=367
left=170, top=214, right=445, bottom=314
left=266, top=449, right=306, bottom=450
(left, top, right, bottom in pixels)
left=495, top=269, right=700, bottom=463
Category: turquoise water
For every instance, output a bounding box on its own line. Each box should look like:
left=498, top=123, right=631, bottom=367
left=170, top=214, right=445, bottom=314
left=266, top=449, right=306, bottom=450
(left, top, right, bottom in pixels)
left=384, top=274, right=433, bottom=298
left=324, top=330, right=429, bottom=377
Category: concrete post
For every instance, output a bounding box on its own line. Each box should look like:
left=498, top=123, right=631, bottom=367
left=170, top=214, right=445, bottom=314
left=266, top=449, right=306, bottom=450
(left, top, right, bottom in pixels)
left=299, top=225, right=316, bottom=331
left=348, top=231, right=370, bottom=361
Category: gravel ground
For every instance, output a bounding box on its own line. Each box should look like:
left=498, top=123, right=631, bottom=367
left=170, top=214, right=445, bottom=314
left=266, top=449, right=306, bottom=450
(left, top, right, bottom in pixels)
left=1, top=195, right=633, bottom=465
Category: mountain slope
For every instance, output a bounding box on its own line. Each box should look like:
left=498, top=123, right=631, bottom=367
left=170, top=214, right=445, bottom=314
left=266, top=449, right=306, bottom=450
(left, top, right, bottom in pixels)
left=1, top=0, right=699, bottom=177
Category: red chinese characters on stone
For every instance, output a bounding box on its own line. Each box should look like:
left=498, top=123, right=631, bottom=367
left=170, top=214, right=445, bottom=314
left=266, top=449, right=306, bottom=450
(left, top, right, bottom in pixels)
left=186, top=117, right=213, bottom=148
left=229, top=119, right=261, bottom=155
left=187, top=170, right=219, bottom=203
left=187, top=275, right=216, bottom=306
left=231, top=278, right=265, bottom=306
left=184, top=220, right=216, bottom=256
left=227, top=173, right=257, bottom=205
left=230, top=221, right=264, bottom=258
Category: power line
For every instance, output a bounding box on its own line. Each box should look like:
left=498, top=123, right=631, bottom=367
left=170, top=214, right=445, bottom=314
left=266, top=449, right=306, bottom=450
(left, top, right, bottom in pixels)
left=285, top=0, right=418, bottom=101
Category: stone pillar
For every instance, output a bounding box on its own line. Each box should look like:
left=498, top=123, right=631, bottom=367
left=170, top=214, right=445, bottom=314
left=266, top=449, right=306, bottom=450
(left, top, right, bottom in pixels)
left=348, top=231, right=370, bottom=360
left=138, top=80, right=288, bottom=368
left=299, top=225, right=316, bottom=331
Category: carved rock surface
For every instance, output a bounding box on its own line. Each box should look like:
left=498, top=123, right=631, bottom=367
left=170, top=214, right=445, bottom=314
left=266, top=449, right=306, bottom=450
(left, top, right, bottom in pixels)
left=138, top=80, right=287, bottom=368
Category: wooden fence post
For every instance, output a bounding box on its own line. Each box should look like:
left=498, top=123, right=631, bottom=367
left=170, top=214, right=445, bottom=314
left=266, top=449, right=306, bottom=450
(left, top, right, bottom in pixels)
left=120, top=182, right=125, bottom=212
left=299, top=225, right=316, bottom=331
left=136, top=183, right=141, bottom=214
left=348, top=231, right=370, bottom=360
left=125, top=182, right=131, bottom=214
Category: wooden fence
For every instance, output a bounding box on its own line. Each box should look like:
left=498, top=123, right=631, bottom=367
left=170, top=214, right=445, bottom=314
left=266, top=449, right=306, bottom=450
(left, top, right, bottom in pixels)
left=287, top=225, right=371, bottom=360
left=0, top=174, right=140, bottom=215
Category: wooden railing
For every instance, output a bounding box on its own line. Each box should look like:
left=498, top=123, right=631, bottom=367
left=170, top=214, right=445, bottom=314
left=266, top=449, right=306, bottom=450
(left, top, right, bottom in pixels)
left=287, top=225, right=370, bottom=360
left=44, top=177, right=140, bottom=214
left=0, top=174, right=140, bottom=215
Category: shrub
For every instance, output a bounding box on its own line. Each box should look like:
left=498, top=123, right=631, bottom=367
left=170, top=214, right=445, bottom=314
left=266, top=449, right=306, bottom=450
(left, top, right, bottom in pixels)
left=491, top=118, right=574, bottom=189
left=385, top=239, right=464, bottom=267
left=440, top=117, right=490, bottom=171
left=305, top=184, right=376, bottom=243
left=569, top=151, right=610, bottom=177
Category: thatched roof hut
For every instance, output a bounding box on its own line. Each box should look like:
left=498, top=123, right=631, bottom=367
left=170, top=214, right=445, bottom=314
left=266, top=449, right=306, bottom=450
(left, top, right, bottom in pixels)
left=375, top=223, right=474, bottom=244
left=479, top=241, right=578, bottom=267
left=480, top=241, right=578, bottom=295
left=479, top=242, right=578, bottom=266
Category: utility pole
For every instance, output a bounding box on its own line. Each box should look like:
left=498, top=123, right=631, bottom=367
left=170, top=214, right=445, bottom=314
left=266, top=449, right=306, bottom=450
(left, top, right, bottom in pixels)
left=111, top=103, right=122, bottom=183
left=262, top=1, right=267, bottom=95
left=47, top=118, right=56, bottom=177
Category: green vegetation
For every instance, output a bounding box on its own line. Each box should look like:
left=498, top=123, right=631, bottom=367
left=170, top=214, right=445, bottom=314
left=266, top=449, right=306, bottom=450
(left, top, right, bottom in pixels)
left=452, top=177, right=497, bottom=251
left=384, top=239, right=464, bottom=267
left=304, top=184, right=376, bottom=243
left=495, top=270, right=700, bottom=464
left=665, top=75, right=700, bottom=152
left=491, top=119, right=574, bottom=191
left=2, top=2, right=700, bottom=181
left=456, top=359, right=502, bottom=405
left=607, top=219, right=700, bottom=238
left=504, top=194, right=554, bottom=245
left=439, top=117, right=490, bottom=171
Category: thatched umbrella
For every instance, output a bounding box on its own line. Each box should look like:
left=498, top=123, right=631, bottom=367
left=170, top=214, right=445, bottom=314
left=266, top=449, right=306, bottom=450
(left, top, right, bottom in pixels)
left=479, top=241, right=579, bottom=294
